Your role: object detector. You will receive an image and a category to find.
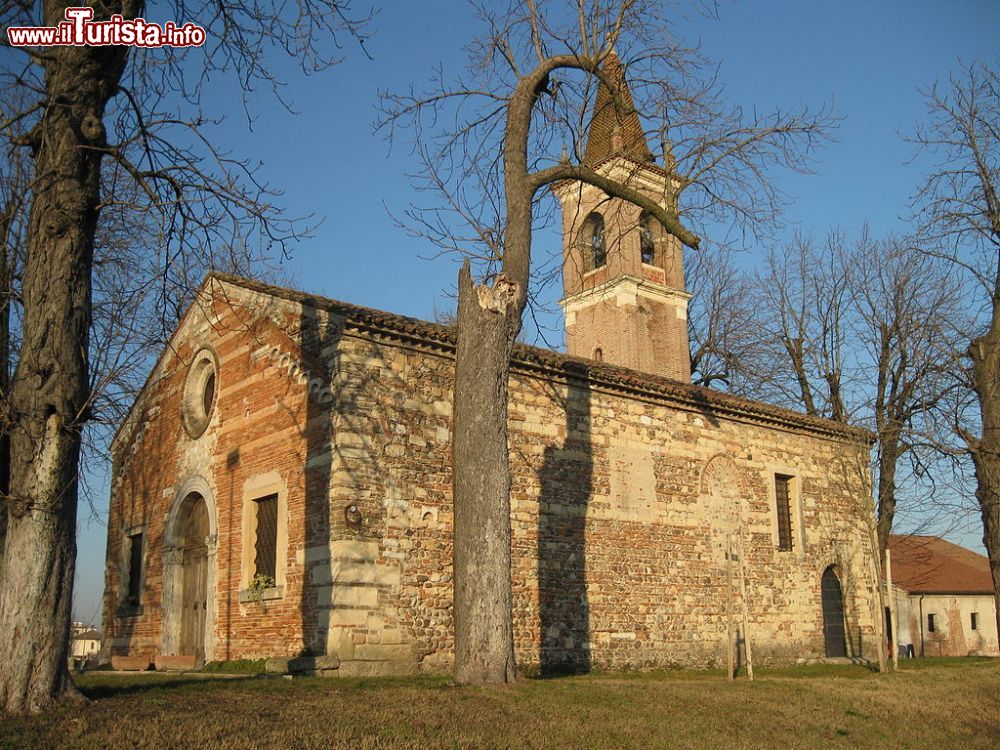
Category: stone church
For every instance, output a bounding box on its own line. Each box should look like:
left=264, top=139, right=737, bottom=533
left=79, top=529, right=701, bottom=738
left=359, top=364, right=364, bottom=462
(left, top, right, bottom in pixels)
left=102, top=60, right=882, bottom=675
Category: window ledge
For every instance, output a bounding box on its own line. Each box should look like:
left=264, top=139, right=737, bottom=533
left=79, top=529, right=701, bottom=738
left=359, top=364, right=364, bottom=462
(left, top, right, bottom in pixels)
left=238, top=585, right=284, bottom=604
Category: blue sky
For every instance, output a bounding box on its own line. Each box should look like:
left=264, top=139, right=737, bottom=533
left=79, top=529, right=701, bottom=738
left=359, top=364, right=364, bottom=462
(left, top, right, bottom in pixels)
left=71, top=1, right=1000, bottom=624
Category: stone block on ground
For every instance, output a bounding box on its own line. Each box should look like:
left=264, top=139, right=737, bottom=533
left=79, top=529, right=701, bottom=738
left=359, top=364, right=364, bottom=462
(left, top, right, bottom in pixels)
left=287, top=654, right=341, bottom=675
left=154, top=654, right=197, bottom=671
left=336, top=659, right=418, bottom=678
left=111, top=655, right=151, bottom=671
left=265, top=657, right=292, bottom=674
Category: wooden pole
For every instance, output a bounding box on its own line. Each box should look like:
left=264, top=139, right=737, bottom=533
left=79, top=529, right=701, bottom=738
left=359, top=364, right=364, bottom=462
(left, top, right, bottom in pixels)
left=738, top=533, right=754, bottom=681
left=727, top=534, right=735, bottom=681
left=886, top=547, right=898, bottom=671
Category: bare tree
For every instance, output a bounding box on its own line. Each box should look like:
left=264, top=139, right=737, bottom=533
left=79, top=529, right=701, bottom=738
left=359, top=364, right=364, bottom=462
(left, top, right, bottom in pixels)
left=380, top=0, right=835, bottom=684
left=852, top=237, right=964, bottom=558
left=686, top=245, right=765, bottom=394
left=753, top=229, right=964, bottom=561
left=910, top=61, right=1000, bottom=639
left=0, top=0, right=369, bottom=715
left=754, top=232, right=854, bottom=422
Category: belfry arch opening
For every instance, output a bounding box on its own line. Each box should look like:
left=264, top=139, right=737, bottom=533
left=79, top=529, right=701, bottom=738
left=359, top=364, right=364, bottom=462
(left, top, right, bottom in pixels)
left=579, top=212, right=607, bottom=271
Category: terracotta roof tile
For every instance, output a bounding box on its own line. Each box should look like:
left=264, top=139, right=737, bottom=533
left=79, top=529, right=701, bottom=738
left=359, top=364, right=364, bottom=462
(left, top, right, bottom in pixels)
left=206, top=273, right=873, bottom=445
left=583, top=52, right=654, bottom=167
left=887, top=535, right=995, bottom=595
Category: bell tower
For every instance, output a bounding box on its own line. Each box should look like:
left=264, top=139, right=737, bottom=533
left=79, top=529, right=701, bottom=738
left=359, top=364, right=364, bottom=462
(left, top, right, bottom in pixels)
left=555, top=53, right=691, bottom=382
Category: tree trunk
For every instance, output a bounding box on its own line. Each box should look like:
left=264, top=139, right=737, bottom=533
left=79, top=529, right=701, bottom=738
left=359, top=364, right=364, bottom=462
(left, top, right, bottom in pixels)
left=0, top=11, right=131, bottom=712
left=875, top=430, right=901, bottom=561
left=0, top=200, right=12, bottom=593
left=0, top=178, right=17, bottom=601
left=970, top=325, right=1000, bottom=646
left=451, top=261, right=518, bottom=684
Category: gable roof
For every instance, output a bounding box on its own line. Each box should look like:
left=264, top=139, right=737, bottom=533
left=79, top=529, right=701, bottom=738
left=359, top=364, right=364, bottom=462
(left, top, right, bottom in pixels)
left=199, top=273, right=872, bottom=445
left=73, top=629, right=102, bottom=641
left=583, top=52, right=655, bottom=167
left=888, top=535, right=995, bottom=595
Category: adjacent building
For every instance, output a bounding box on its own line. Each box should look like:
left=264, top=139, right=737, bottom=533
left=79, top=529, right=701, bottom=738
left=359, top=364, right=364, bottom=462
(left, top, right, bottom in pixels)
left=887, top=535, right=999, bottom=658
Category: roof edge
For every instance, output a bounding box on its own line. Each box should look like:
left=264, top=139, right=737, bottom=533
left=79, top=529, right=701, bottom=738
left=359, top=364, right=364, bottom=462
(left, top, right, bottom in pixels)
left=207, top=272, right=874, bottom=444
left=109, top=275, right=217, bottom=452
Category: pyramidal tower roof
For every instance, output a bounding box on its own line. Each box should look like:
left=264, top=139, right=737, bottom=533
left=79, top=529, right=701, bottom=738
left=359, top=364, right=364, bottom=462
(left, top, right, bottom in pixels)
left=582, top=51, right=654, bottom=167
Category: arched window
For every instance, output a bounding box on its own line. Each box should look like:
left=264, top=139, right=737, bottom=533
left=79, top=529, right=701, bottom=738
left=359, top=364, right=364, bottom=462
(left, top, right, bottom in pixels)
left=640, top=212, right=656, bottom=265
left=593, top=347, right=603, bottom=362
left=578, top=212, right=606, bottom=271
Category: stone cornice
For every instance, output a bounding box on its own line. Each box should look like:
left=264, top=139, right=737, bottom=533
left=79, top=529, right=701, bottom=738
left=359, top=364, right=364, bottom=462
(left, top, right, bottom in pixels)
left=560, top=274, right=691, bottom=315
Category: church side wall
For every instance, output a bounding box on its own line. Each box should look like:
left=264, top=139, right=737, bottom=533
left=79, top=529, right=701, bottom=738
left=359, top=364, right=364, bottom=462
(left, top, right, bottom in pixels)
left=325, top=334, right=878, bottom=670
left=106, top=288, right=879, bottom=672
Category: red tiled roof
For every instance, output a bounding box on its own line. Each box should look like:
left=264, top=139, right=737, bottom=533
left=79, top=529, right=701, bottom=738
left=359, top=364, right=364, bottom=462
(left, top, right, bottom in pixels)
left=583, top=52, right=654, bottom=166
left=887, top=535, right=995, bottom=595
left=113, top=271, right=875, bottom=450
left=205, top=273, right=873, bottom=444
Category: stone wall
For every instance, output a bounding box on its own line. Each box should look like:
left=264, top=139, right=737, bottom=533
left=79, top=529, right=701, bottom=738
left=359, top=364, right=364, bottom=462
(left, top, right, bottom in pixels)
left=104, top=277, right=881, bottom=672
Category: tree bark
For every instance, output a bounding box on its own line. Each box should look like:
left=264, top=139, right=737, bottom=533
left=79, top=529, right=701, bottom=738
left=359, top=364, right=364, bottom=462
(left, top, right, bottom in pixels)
left=451, top=261, right=518, bottom=684
left=0, top=4, right=132, bottom=713
left=969, top=327, right=1000, bottom=646
left=0, top=200, right=12, bottom=574
left=875, top=429, right=901, bottom=561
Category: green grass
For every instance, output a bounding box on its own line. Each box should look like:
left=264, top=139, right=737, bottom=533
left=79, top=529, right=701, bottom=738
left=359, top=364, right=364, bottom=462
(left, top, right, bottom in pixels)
left=1, top=659, right=998, bottom=749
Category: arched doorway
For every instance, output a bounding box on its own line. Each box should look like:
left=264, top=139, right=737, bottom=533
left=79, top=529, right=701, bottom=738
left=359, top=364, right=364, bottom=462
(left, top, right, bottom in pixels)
left=821, top=566, right=847, bottom=657
left=178, top=492, right=209, bottom=663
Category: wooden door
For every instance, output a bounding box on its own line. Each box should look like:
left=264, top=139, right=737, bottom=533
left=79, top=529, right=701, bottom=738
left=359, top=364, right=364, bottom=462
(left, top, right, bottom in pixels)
left=821, top=566, right=847, bottom=658
left=179, top=495, right=209, bottom=663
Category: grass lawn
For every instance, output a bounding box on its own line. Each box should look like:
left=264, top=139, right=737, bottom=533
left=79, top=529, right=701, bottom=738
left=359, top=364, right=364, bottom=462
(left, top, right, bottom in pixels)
left=2, top=658, right=998, bottom=749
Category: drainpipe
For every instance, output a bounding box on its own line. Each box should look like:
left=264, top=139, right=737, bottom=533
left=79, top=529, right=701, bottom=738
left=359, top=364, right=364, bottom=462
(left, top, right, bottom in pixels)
left=918, top=595, right=925, bottom=658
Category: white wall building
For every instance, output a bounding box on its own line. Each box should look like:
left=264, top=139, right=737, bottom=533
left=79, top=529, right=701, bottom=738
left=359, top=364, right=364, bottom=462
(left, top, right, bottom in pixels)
left=887, top=535, right=998, bottom=658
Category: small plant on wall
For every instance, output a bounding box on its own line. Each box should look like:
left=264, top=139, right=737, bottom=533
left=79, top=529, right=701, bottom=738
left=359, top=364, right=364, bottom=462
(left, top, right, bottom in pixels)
left=248, top=573, right=275, bottom=606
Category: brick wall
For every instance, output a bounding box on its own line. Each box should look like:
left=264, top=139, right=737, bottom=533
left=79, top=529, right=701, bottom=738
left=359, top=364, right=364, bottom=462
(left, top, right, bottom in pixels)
left=104, top=278, right=880, bottom=672
left=556, top=159, right=691, bottom=381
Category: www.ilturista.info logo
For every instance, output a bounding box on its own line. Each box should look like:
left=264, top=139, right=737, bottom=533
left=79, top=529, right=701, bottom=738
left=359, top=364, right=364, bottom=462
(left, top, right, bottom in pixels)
left=7, top=7, right=206, bottom=48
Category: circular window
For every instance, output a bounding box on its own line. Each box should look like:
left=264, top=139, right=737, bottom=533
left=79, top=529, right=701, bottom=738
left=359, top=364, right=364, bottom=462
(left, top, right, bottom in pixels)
left=182, top=348, right=219, bottom=438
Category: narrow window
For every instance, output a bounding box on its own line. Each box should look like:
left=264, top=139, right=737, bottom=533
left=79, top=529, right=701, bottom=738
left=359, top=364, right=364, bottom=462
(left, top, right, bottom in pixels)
left=579, top=212, right=607, bottom=271
left=640, top=212, right=656, bottom=264
left=254, top=494, right=278, bottom=581
left=928, top=613, right=937, bottom=633
left=126, top=532, right=143, bottom=604
left=775, top=475, right=793, bottom=551
left=593, top=347, right=603, bottom=362
left=971, top=612, right=979, bottom=631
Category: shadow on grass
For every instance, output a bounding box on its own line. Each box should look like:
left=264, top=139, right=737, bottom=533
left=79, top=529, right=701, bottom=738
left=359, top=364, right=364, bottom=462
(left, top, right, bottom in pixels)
left=523, top=661, right=884, bottom=684
left=74, top=674, right=251, bottom=700
left=74, top=671, right=457, bottom=701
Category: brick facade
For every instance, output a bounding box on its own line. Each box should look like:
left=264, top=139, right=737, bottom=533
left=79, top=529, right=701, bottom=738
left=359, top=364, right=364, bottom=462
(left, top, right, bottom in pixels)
left=556, top=157, right=691, bottom=382
left=103, top=275, right=881, bottom=674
